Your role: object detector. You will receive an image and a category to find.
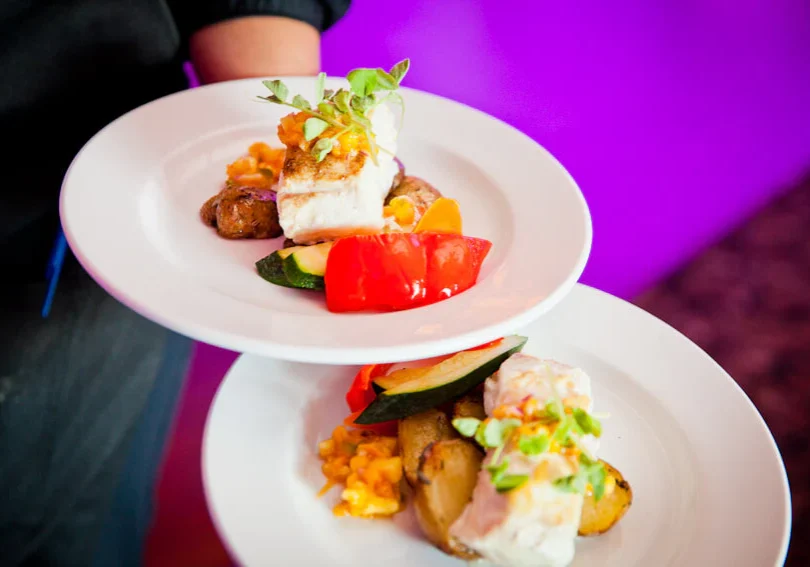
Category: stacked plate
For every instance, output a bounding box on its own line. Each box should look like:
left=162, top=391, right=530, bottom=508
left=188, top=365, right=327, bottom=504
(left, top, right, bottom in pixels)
left=61, top=76, right=790, bottom=566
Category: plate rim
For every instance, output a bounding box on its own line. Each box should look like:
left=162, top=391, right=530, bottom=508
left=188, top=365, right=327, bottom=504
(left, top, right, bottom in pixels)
left=58, top=75, right=592, bottom=365
left=201, top=283, right=792, bottom=566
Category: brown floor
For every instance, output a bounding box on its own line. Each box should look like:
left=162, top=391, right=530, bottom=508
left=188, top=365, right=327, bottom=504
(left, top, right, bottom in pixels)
left=634, top=173, right=810, bottom=565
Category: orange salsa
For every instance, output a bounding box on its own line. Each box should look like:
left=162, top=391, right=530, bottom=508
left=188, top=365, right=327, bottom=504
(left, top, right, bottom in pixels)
left=317, top=425, right=403, bottom=517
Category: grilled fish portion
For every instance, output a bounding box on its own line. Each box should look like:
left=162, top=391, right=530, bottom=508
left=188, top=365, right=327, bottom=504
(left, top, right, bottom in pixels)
left=449, top=354, right=598, bottom=567
left=276, top=104, right=400, bottom=244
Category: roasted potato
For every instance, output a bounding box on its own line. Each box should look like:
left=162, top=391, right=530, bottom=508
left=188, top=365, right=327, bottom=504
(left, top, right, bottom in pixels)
left=413, top=439, right=483, bottom=558
left=385, top=176, right=442, bottom=211
left=578, top=460, right=633, bottom=536
left=453, top=392, right=486, bottom=421
left=398, top=409, right=454, bottom=486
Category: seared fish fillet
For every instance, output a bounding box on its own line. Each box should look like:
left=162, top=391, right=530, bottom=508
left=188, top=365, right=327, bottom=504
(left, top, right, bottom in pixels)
left=276, top=104, right=399, bottom=244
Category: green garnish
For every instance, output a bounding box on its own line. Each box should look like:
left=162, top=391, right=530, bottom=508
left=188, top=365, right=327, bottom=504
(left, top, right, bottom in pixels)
left=452, top=417, right=481, bottom=438
left=518, top=432, right=550, bottom=456
left=480, top=418, right=521, bottom=449
left=303, top=117, right=329, bottom=141
left=485, top=458, right=529, bottom=493
left=258, top=59, right=410, bottom=163
left=485, top=458, right=510, bottom=481
left=573, top=407, right=602, bottom=438
left=553, top=453, right=607, bottom=501
left=454, top=397, right=606, bottom=498
left=543, top=400, right=562, bottom=421
left=494, top=474, right=529, bottom=493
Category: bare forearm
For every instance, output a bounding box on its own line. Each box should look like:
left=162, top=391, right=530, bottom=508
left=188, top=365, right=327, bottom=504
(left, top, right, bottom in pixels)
left=189, top=16, right=321, bottom=84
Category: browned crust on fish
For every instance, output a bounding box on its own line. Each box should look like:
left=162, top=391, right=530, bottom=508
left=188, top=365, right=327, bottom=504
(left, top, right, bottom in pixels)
left=282, top=146, right=366, bottom=183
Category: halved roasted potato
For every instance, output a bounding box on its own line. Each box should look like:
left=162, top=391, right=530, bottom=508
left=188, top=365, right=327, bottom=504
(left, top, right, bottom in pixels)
left=413, top=439, right=483, bottom=558
left=398, top=409, right=454, bottom=486
left=452, top=392, right=486, bottom=421
left=578, top=460, right=633, bottom=536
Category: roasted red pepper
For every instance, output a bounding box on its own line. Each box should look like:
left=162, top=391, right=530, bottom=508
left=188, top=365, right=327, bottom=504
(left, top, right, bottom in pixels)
left=345, top=363, right=393, bottom=413
left=345, top=363, right=397, bottom=435
left=324, top=233, right=492, bottom=313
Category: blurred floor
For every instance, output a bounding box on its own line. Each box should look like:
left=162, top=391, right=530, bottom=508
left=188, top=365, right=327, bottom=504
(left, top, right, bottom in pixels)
left=145, top=172, right=809, bottom=566
left=635, top=171, right=810, bottom=566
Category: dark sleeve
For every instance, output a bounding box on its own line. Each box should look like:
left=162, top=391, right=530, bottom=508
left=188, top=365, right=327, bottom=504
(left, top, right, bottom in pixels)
left=169, top=0, right=352, bottom=41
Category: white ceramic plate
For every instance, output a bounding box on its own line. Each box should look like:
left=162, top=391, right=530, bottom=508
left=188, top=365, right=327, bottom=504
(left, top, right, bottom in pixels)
left=202, top=284, right=791, bottom=567
left=59, top=76, right=591, bottom=364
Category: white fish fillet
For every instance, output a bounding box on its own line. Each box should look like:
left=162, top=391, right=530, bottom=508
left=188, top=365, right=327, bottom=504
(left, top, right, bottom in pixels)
left=449, top=354, right=598, bottom=567
left=276, top=104, right=399, bottom=244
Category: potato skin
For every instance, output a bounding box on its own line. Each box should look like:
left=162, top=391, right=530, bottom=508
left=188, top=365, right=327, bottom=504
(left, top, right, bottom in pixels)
left=578, top=460, right=633, bottom=536
left=413, top=439, right=483, bottom=559
left=452, top=392, right=486, bottom=421
left=385, top=176, right=442, bottom=211
left=398, top=409, right=454, bottom=486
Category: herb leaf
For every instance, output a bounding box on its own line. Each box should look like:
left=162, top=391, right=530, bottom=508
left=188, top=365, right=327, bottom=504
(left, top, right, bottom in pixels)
left=495, top=474, right=529, bottom=493
left=311, top=137, right=334, bottom=162
left=482, top=419, right=502, bottom=448
left=259, top=61, right=410, bottom=163
left=552, top=455, right=607, bottom=501
left=347, top=68, right=378, bottom=97
left=390, top=59, right=410, bottom=84
left=318, top=102, right=336, bottom=117
left=588, top=460, right=607, bottom=501
left=351, top=95, right=373, bottom=114
left=334, top=89, right=351, bottom=113
left=481, top=418, right=521, bottom=448
left=519, top=433, right=550, bottom=456
left=573, top=408, right=602, bottom=438
left=553, top=472, right=588, bottom=494
left=552, top=417, right=574, bottom=445
left=303, top=117, right=329, bottom=141
left=375, top=69, right=398, bottom=91
left=544, top=401, right=562, bottom=421
left=315, top=72, right=326, bottom=104
left=263, top=80, right=289, bottom=102
left=485, top=459, right=509, bottom=483
left=292, top=94, right=311, bottom=111
left=452, top=417, right=482, bottom=438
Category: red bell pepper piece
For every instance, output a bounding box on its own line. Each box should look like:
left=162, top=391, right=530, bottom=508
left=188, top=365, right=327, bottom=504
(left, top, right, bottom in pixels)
left=324, top=233, right=492, bottom=313
left=345, top=363, right=393, bottom=413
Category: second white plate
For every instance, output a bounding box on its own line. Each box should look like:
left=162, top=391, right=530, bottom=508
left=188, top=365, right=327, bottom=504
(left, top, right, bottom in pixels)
left=202, top=284, right=791, bottom=567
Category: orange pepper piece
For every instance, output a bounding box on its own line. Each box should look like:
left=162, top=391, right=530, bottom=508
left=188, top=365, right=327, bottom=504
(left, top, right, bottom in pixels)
left=413, top=197, right=462, bottom=234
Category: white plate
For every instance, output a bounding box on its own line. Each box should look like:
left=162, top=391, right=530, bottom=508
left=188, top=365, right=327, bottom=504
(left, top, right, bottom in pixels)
left=59, top=76, right=591, bottom=364
left=202, top=284, right=791, bottom=567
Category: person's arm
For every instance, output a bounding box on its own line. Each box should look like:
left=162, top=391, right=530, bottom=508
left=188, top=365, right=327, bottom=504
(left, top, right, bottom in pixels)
left=169, top=0, right=351, bottom=83
left=190, top=16, right=320, bottom=83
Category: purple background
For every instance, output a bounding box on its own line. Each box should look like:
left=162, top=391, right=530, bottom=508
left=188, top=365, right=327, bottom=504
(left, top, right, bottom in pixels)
left=147, top=2, right=810, bottom=564
left=323, top=0, right=810, bottom=298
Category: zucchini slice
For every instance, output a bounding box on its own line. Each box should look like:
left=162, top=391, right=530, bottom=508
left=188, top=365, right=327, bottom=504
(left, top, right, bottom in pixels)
left=255, top=241, right=334, bottom=290
left=282, top=241, right=334, bottom=290
left=355, top=335, right=528, bottom=424
left=256, top=248, right=296, bottom=287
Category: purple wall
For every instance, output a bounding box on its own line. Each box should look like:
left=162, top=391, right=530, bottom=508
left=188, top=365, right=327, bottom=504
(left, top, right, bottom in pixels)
left=322, top=0, right=810, bottom=298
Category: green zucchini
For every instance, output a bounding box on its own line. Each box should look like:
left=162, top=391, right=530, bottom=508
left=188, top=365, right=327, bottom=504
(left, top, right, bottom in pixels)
left=256, top=248, right=296, bottom=287
left=355, top=335, right=528, bottom=424
left=282, top=241, right=334, bottom=290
